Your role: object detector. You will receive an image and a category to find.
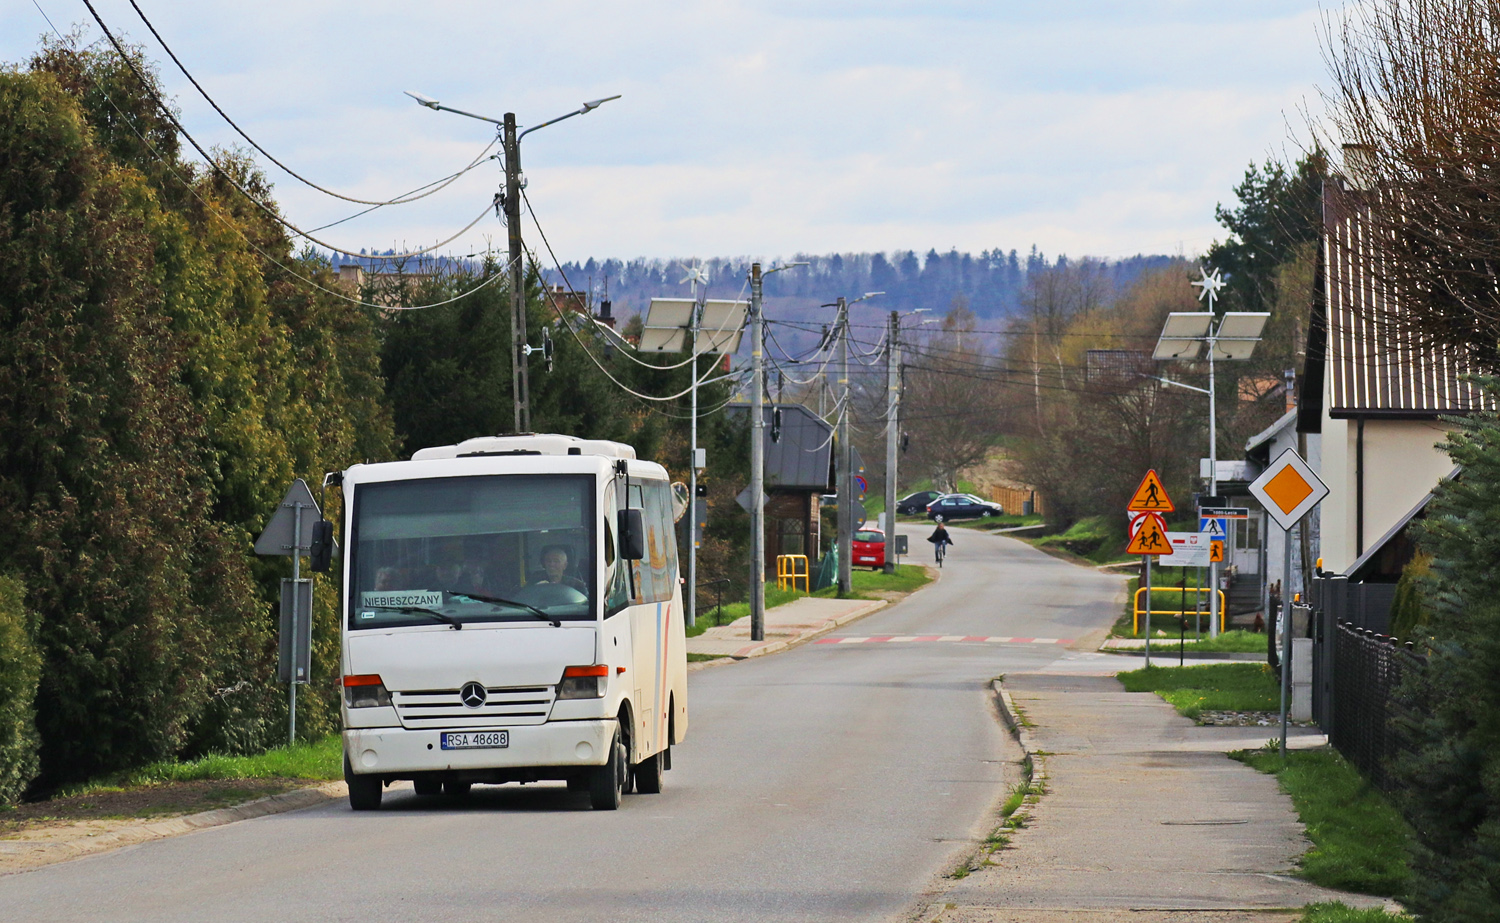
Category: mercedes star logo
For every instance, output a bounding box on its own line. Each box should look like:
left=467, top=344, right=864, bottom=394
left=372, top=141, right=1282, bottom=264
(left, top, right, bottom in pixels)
left=460, top=682, right=487, bottom=708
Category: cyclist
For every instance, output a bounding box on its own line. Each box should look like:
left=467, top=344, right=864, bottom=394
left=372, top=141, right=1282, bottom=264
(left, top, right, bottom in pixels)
left=927, top=517, right=953, bottom=567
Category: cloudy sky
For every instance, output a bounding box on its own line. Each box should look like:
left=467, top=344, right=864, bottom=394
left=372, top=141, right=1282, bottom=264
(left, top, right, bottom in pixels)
left=5, top=0, right=1336, bottom=264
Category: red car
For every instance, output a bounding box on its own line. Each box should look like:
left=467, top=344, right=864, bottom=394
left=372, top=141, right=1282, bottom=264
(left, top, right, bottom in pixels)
left=852, top=528, right=886, bottom=569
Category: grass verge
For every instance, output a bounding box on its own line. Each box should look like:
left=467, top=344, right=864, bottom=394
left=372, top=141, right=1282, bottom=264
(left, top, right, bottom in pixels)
left=1116, top=662, right=1279, bottom=718
left=1232, top=747, right=1413, bottom=897
left=1107, top=630, right=1269, bottom=654
left=65, top=736, right=343, bottom=796
left=1299, top=903, right=1409, bottom=922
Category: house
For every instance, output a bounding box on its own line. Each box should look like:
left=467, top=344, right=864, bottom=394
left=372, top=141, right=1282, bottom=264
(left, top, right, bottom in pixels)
left=727, top=403, right=836, bottom=576
left=1298, top=169, right=1491, bottom=586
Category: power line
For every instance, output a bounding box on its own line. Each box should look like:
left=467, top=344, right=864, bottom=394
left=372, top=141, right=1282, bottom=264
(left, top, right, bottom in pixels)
left=125, top=0, right=495, bottom=207
left=524, top=193, right=741, bottom=407
left=29, top=4, right=512, bottom=312
left=80, top=0, right=494, bottom=260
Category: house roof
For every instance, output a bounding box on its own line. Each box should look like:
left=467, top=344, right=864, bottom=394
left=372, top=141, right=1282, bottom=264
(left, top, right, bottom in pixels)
left=1244, top=408, right=1298, bottom=466
left=1320, top=180, right=1494, bottom=420
left=727, top=403, right=835, bottom=492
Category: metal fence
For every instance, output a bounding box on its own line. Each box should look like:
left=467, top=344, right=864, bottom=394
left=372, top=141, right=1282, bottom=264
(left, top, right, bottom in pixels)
left=1329, top=621, right=1425, bottom=792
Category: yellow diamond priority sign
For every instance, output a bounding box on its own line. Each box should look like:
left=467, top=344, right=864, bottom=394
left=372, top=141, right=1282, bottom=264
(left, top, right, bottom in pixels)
left=1249, top=448, right=1328, bottom=531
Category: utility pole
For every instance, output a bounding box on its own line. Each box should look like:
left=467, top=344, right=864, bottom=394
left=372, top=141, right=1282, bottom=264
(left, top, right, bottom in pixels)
left=749, top=263, right=767, bottom=641
left=836, top=297, right=852, bottom=596
left=688, top=294, right=700, bottom=629
left=503, top=113, right=530, bottom=433
left=406, top=92, right=617, bottom=434
left=1207, top=342, right=1219, bottom=638
left=883, top=310, right=901, bottom=574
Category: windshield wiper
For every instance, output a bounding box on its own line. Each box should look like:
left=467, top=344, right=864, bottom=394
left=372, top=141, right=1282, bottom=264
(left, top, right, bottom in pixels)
left=447, top=591, right=561, bottom=627
left=363, top=604, right=462, bottom=630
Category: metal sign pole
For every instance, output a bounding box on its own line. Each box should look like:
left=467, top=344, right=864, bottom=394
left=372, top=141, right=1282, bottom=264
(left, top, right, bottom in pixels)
left=1279, top=521, right=1294, bottom=758
left=289, top=501, right=301, bottom=746
left=1143, top=553, right=1152, bottom=668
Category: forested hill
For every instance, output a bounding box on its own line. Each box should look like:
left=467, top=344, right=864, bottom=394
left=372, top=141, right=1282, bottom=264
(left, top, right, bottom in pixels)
left=540, top=249, right=1177, bottom=322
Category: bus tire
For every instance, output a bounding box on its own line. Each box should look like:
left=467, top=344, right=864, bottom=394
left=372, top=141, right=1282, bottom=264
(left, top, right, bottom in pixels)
left=443, top=781, right=471, bottom=798
left=634, top=751, right=663, bottom=794
left=413, top=779, right=442, bottom=797
left=589, top=731, right=625, bottom=810
left=345, top=756, right=382, bottom=811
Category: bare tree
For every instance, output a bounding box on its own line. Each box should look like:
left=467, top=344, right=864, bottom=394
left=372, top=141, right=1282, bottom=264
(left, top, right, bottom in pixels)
left=1322, top=0, right=1500, bottom=367
left=902, top=302, right=1006, bottom=491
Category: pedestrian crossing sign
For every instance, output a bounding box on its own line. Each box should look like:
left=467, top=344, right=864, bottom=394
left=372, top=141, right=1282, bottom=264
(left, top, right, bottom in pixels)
left=1199, top=516, right=1227, bottom=538
left=1126, top=469, right=1174, bottom=513
left=1126, top=513, right=1171, bottom=555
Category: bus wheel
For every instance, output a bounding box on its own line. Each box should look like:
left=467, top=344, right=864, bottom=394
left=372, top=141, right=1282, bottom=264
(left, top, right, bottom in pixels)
left=345, top=756, right=382, bottom=811
left=589, top=731, right=625, bottom=810
left=634, top=751, right=663, bottom=794
left=443, top=781, right=471, bottom=798
left=413, top=779, right=442, bottom=797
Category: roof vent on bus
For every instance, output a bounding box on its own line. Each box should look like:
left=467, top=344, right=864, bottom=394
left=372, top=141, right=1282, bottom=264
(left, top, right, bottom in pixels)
left=410, top=433, right=638, bottom=461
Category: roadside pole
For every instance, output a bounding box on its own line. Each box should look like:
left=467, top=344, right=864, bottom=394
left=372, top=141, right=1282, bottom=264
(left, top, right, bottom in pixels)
left=836, top=297, right=852, bottom=597
left=883, top=309, right=900, bottom=575
left=254, top=479, right=322, bottom=747
left=1247, top=448, right=1328, bottom=761
left=503, top=113, right=529, bottom=433
left=1143, top=551, right=1152, bottom=668
left=1126, top=469, right=1175, bottom=671
left=749, top=263, right=766, bottom=641
left=1279, top=522, right=1294, bottom=756
left=688, top=300, right=699, bottom=629
left=1207, top=343, right=1219, bottom=638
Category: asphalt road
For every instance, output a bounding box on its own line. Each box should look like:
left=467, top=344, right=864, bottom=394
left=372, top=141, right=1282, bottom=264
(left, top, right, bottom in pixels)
left=0, top=526, right=1125, bottom=923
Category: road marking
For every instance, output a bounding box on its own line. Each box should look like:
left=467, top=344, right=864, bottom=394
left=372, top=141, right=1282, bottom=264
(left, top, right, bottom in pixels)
left=815, top=636, right=1075, bottom=646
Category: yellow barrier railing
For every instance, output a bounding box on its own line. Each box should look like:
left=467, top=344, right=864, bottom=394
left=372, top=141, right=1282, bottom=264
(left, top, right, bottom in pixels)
left=1133, top=586, right=1227, bottom=635
left=776, top=554, right=810, bottom=592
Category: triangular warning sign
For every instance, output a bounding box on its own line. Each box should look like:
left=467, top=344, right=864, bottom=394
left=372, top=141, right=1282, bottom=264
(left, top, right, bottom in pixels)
left=1126, top=514, right=1171, bottom=555
left=1126, top=469, right=1174, bottom=513
left=1209, top=540, right=1225, bottom=563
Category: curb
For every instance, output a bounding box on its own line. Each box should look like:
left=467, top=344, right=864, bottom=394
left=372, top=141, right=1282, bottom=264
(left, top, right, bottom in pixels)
left=0, top=782, right=344, bottom=875
left=992, top=680, right=1044, bottom=784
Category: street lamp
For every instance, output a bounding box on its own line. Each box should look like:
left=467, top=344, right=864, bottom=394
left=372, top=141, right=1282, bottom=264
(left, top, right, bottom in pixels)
left=1152, top=266, right=1268, bottom=638
left=407, top=91, right=621, bottom=432
left=748, top=260, right=809, bottom=641
left=880, top=307, right=933, bottom=575
left=832, top=292, right=884, bottom=596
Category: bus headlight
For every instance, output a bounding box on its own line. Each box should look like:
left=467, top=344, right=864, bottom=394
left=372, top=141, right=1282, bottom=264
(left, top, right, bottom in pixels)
left=557, top=664, right=609, bottom=699
left=343, top=674, right=392, bottom=708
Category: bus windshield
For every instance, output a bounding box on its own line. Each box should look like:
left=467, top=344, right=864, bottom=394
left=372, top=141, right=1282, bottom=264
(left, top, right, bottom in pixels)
left=349, top=474, right=596, bottom=630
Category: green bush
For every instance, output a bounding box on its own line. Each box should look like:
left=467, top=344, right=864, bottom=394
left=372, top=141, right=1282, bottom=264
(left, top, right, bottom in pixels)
left=0, top=575, right=41, bottom=805
left=1396, top=376, right=1500, bottom=921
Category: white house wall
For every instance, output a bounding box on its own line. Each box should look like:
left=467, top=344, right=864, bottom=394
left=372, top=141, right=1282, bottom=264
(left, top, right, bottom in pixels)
left=1317, top=407, right=1451, bottom=573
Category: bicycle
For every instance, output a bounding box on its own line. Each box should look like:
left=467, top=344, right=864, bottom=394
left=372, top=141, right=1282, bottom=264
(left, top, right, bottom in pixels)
left=935, top=541, right=946, bottom=567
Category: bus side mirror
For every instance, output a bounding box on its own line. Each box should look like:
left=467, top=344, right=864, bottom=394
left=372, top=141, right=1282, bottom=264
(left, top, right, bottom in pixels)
left=309, top=520, right=334, bottom=573
left=617, top=509, right=645, bottom=561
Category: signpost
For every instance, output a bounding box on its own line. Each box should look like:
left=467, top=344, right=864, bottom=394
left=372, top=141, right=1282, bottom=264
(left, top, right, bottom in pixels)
left=1126, top=470, right=1174, bottom=667
left=255, top=478, right=326, bottom=746
left=1248, top=449, right=1328, bottom=758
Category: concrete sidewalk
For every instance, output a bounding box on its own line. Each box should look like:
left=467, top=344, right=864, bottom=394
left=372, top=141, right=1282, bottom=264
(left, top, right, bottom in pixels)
left=924, top=672, right=1388, bottom=923
left=685, top=596, right=886, bottom=659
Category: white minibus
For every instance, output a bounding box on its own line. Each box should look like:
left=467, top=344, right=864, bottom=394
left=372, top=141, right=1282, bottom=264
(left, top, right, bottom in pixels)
left=334, top=433, right=688, bottom=810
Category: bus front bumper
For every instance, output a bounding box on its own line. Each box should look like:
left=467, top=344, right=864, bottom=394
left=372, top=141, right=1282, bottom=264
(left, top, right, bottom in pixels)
left=344, top=720, right=615, bottom=776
